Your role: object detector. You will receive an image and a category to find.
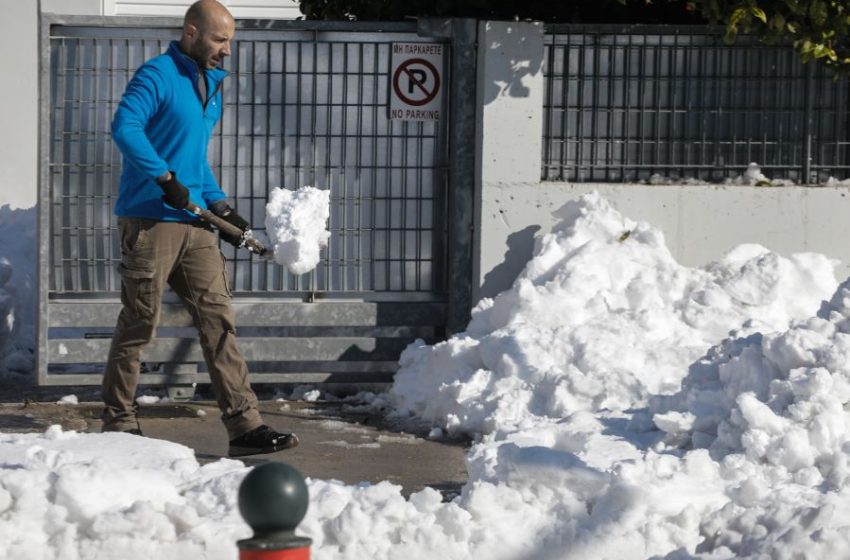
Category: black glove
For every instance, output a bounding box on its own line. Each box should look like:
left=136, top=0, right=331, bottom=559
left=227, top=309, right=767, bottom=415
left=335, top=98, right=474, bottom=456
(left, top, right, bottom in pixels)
left=156, top=171, right=189, bottom=210
left=209, top=200, right=250, bottom=247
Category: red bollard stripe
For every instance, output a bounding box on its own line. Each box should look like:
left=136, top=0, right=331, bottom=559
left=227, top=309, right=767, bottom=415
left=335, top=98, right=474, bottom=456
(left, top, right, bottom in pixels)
left=239, top=547, right=310, bottom=560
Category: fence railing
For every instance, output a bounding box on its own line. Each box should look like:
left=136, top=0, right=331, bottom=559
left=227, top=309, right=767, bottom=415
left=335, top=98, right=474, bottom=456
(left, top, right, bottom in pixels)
left=47, top=20, right=450, bottom=296
left=542, top=25, right=850, bottom=183
left=38, top=17, right=454, bottom=387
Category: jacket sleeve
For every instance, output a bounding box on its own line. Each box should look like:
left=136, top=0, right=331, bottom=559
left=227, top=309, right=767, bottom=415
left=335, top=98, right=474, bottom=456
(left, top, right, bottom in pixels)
left=111, top=64, right=170, bottom=181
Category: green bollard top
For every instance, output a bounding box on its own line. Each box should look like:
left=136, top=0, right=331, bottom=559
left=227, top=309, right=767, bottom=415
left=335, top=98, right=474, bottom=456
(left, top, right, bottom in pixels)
left=237, top=462, right=313, bottom=551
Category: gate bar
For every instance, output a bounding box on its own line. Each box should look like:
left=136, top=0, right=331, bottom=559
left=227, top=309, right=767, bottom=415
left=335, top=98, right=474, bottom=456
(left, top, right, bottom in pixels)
left=418, top=18, right=476, bottom=335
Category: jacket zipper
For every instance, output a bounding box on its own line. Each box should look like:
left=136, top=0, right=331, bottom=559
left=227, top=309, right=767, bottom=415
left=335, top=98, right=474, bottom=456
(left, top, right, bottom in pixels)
left=206, top=81, right=223, bottom=112
left=197, top=73, right=223, bottom=112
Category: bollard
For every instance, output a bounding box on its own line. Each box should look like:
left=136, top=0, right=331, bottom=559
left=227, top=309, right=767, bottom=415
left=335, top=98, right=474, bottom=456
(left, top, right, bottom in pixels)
left=237, top=462, right=312, bottom=560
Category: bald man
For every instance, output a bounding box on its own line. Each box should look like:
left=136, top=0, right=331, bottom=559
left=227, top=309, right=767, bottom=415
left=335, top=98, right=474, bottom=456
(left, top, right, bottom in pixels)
left=104, top=0, right=299, bottom=457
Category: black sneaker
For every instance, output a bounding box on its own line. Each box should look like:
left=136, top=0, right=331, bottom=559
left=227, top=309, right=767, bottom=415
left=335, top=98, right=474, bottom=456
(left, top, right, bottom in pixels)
left=102, top=423, right=143, bottom=436
left=228, top=425, right=299, bottom=458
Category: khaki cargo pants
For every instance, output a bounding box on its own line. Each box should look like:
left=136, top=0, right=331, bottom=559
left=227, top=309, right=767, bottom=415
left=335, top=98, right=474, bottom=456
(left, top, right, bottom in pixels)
left=101, top=217, right=263, bottom=439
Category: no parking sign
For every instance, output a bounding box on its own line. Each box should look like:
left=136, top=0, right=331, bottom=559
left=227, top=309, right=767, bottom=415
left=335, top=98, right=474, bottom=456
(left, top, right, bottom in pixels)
left=389, top=43, right=444, bottom=121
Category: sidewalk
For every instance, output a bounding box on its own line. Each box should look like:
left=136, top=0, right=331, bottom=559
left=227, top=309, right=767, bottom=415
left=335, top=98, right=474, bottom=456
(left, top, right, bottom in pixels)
left=0, top=395, right=469, bottom=498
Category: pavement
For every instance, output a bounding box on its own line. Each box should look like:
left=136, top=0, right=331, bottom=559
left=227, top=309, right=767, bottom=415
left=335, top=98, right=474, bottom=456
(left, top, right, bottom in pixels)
left=0, top=386, right=469, bottom=498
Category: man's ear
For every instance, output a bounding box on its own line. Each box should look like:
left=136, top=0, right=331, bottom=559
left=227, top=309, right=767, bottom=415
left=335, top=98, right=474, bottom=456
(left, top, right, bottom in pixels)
left=184, top=23, right=198, bottom=39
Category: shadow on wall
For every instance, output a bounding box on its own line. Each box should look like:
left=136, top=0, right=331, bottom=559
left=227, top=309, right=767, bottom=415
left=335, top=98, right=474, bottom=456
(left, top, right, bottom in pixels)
left=480, top=224, right=541, bottom=300
left=0, top=204, right=37, bottom=377
left=479, top=22, right=544, bottom=106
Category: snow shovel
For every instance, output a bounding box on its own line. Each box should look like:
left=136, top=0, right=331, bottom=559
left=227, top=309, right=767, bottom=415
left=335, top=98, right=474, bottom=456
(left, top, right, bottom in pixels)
left=185, top=201, right=271, bottom=258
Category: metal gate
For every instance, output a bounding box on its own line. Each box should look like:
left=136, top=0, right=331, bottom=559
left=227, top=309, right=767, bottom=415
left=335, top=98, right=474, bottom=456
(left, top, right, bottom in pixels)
left=37, top=16, right=452, bottom=387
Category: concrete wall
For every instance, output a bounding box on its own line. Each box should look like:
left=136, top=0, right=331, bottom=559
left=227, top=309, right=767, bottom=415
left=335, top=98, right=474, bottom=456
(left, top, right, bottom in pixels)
left=473, top=21, right=850, bottom=302
left=0, top=0, right=39, bottom=209
left=104, top=0, right=301, bottom=18
left=0, top=0, right=109, bottom=210
left=41, top=0, right=302, bottom=17
left=41, top=0, right=101, bottom=14
left=477, top=183, right=850, bottom=299
left=474, top=20, right=544, bottom=302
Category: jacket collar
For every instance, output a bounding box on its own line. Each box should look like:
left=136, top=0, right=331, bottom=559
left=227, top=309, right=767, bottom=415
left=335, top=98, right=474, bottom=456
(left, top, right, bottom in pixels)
left=167, top=41, right=229, bottom=83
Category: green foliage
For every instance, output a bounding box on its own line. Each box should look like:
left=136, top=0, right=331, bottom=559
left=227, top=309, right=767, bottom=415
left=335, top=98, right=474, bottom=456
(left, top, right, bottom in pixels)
left=298, top=0, right=703, bottom=24
left=683, top=0, right=850, bottom=71
left=298, top=0, right=850, bottom=72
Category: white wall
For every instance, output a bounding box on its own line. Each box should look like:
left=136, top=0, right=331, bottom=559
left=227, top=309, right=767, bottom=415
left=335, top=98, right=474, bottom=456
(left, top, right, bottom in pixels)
left=474, top=20, right=544, bottom=302
left=477, top=183, right=850, bottom=298
left=103, top=0, right=301, bottom=18
left=0, top=0, right=38, bottom=209
left=40, top=0, right=302, bottom=17
left=41, top=0, right=101, bottom=14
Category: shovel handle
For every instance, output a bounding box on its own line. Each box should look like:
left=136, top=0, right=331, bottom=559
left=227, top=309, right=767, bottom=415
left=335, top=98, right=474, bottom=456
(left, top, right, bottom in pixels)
left=185, top=202, right=270, bottom=258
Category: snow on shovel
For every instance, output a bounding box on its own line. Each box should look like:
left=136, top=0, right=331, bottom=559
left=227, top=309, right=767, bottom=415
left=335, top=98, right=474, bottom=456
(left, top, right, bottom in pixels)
left=187, top=186, right=331, bottom=275
left=263, top=186, right=331, bottom=275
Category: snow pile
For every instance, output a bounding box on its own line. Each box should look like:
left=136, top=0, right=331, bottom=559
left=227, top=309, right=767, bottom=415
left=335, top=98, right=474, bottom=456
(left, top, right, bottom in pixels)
left=2, top=191, right=849, bottom=559
left=647, top=279, right=850, bottom=557
left=389, top=193, right=836, bottom=436
left=0, top=426, right=728, bottom=560
left=652, top=277, right=850, bottom=470
left=0, top=205, right=36, bottom=378
left=0, top=426, right=251, bottom=559
left=264, top=186, right=330, bottom=275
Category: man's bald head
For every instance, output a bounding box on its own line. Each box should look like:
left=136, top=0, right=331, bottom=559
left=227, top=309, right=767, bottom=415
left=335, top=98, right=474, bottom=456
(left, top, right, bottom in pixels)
left=180, top=0, right=236, bottom=69
left=184, top=0, right=233, bottom=30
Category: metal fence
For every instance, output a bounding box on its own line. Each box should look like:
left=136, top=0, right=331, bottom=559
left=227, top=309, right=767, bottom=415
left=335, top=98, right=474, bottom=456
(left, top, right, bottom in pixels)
left=39, top=17, right=453, bottom=386
left=542, top=25, right=850, bottom=183
left=48, top=21, right=449, bottom=296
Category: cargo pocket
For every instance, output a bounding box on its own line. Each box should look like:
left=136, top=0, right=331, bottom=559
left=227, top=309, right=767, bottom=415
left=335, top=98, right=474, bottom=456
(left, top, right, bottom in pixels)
left=118, top=217, right=151, bottom=255
left=118, top=261, right=156, bottom=319
left=219, top=251, right=233, bottom=298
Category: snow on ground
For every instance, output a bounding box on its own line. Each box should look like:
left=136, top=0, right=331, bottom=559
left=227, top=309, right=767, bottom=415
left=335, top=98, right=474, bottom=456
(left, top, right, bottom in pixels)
left=0, top=427, right=250, bottom=560
left=263, top=186, right=330, bottom=275
left=1, top=192, right=849, bottom=558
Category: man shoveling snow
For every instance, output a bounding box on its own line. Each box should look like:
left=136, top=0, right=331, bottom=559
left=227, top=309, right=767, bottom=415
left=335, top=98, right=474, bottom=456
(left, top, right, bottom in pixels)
left=104, top=0, right=299, bottom=456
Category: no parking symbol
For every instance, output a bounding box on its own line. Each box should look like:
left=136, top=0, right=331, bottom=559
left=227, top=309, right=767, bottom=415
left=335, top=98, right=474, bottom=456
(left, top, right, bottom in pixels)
left=389, top=43, right=444, bottom=121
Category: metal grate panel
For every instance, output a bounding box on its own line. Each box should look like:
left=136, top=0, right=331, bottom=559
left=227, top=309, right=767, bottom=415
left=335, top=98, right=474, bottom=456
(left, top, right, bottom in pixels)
left=39, top=17, right=453, bottom=386
left=542, top=25, right=850, bottom=183
left=47, top=23, right=449, bottom=296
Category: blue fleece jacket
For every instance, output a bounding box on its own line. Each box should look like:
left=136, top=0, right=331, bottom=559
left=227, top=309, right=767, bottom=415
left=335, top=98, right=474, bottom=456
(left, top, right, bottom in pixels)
left=112, top=41, right=228, bottom=220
